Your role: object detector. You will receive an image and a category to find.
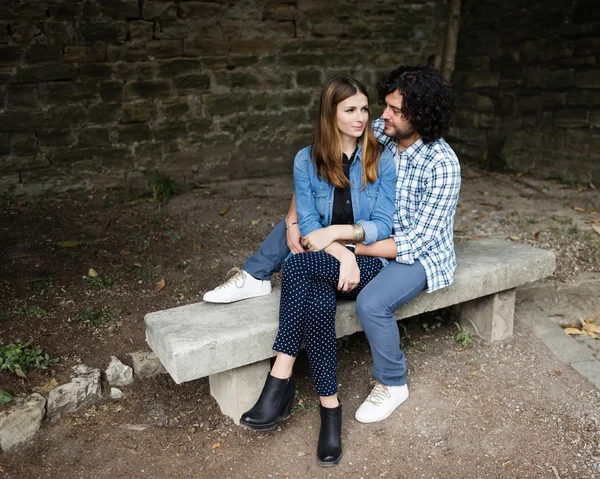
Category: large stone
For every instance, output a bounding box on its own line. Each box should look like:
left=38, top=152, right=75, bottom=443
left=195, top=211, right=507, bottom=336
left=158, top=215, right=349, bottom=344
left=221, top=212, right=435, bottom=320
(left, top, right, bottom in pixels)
left=79, top=63, right=113, bottom=80
left=129, top=351, right=167, bottom=379
left=554, top=109, right=589, bottom=128
left=0, top=393, right=46, bottom=451
left=125, top=81, right=172, bottom=100
left=18, top=64, right=77, bottom=82
left=26, top=44, right=62, bottom=64
left=63, top=44, right=106, bottom=63
left=78, top=22, right=127, bottom=43
left=146, top=40, right=182, bottom=58
left=46, top=365, right=102, bottom=420
left=142, top=1, right=177, bottom=20
left=145, top=239, right=556, bottom=384
left=105, top=356, right=133, bottom=387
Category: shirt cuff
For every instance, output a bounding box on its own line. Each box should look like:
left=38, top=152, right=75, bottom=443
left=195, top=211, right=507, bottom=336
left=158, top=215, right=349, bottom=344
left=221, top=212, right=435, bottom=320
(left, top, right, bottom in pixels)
left=356, top=220, right=377, bottom=245
left=394, top=234, right=415, bottom=264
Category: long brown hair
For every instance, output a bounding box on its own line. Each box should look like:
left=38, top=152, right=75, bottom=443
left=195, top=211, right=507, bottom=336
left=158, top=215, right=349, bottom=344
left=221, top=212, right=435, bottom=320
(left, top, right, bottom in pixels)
left=312, top=76, right=381, bottom=189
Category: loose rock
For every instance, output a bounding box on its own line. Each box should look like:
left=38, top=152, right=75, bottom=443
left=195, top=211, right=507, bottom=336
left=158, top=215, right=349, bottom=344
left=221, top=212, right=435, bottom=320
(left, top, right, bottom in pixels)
left=0, top=393, right=46, bottom=451
left=105, top=356, right=133, bottom=387
left=46, top=364, right=102, bottom=420
left=110, top=388, right=124, bottom=399
left=129, top=351, right=167, bottom=379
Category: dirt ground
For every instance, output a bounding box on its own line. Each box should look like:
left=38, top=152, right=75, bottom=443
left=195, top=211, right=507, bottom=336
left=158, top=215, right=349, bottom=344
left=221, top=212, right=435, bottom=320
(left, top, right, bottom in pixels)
left=0, top=165, right=599, bottom=478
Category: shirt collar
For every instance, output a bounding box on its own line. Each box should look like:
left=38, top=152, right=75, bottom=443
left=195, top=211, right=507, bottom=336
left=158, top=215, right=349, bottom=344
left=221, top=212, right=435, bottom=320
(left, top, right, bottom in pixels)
left=399, top=138, right=425, bottom=165
left=343, top=144, right=360, bottom=163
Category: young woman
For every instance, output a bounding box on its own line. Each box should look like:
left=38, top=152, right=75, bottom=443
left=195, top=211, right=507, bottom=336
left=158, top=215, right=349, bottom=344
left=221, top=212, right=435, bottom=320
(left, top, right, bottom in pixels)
left=240, top=77, right=397, bottom=467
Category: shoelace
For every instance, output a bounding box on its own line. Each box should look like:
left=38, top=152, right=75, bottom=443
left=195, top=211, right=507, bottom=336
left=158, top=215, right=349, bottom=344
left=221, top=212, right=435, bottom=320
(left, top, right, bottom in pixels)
left=216, top=267, right=246, bottom=290
left=366, top=383, right=392, bottom=406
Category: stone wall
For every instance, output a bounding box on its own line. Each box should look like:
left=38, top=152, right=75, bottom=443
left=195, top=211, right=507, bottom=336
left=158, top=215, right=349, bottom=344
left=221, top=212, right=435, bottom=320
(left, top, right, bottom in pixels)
left=449, top=0, right=600, bottom=184
left=0, top=0, right=448, bottom=195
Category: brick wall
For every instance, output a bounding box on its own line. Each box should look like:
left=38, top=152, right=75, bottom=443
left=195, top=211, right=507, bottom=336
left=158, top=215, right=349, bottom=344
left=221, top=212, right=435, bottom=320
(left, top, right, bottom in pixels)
left=449, top=0, right=600, bottom=185
left=0, top=0, right=448, bottom=195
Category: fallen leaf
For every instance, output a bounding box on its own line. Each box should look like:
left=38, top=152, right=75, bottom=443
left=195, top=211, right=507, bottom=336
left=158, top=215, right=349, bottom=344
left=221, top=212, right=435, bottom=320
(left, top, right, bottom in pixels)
left=509, top=236, right=522, bottom=241
left=14, top=367, right=28, bottom=379
left=155, top=279, right=166, bottom=293
left=587, top=331, right=599, bottom=339
left=592, top=225, right=600, bottom=236
left=120, top=250, right=130, bottom=255
left=534, top=231, right=542, bottom=240
left=297, top=452, right=308, bottom=456
left=250, top=219, right=260, bottom=225
left=57, top=240, right=86, bottom=248
left=188, top=427, right=197, bottom=434
left=133, top=263, right=142, bottom=268
left=211, top=442, right=221, bottom=449
left=36, top=378, right=59, bottom=394
left=583, top=323, right=600, bottom=334
left=564, top=328, right=587, bottom=335
left=473, top=214, right=488, bottom=220
left=219, top=206, right=230, bottom=216
left=572, top=206, right=586, bottom=212
left=88, top=268, right=98, bottom=278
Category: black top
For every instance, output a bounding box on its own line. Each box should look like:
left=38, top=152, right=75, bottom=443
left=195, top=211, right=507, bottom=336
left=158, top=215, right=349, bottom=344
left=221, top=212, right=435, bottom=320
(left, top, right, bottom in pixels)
left=331, top=147, right=357, bottom=225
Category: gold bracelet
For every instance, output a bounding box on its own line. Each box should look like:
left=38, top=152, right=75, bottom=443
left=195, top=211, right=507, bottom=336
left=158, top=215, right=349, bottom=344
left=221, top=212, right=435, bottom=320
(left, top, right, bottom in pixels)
left=353, top=223, right=365, bottom=243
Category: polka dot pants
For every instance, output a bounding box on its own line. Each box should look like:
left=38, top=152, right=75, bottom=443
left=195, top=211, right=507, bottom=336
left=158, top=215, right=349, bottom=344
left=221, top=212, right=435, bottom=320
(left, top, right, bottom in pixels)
left=273, top=251, right=383, bottom=397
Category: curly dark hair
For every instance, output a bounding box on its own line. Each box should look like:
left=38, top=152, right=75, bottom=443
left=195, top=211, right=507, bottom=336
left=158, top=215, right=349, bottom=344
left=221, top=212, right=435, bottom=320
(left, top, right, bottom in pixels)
left=376, top=64, right=452, bottom=143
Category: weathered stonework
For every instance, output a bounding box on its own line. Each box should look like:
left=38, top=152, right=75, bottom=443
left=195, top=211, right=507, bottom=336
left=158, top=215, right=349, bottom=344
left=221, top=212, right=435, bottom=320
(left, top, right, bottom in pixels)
left=0, top=0, right=448, bottom=196
left=450, top=0, right=600, bottom=184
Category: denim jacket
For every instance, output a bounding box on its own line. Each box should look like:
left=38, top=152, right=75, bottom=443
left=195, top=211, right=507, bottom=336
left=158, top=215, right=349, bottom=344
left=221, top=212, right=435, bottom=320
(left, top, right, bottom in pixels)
left=293, top=142, right=397, bottom=265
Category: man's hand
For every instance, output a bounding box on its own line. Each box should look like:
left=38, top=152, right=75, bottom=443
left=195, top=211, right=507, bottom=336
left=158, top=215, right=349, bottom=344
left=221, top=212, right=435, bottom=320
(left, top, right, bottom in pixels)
left=286, top=223, right=304, bottom=254
left=302, top=227, right=335, bottom=252
left=338, top=250, right=360, bottom=292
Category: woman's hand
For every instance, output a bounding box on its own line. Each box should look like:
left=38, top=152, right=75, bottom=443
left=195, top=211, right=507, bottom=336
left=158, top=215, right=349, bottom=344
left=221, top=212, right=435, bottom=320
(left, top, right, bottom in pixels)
left=337, top=250, right=360, bottom=292
left=302, top=227, right=335, bottom=252
left=286, top=223, right=304, bottom=254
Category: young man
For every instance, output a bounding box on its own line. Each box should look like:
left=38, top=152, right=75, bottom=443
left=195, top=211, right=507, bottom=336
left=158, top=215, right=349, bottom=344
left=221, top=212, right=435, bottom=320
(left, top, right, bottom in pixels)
left=203, top=64, right=461, bottom=423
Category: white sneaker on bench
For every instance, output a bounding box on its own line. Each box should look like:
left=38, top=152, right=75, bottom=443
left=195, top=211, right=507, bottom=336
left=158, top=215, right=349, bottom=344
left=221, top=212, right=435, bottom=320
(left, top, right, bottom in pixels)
left=202, top=268, right=272, bottom=303
left=354, top=383, right=408, bottom=423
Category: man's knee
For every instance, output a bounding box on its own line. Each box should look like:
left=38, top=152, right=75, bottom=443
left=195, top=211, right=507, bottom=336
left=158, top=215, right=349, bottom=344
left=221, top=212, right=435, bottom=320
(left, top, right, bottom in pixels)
left=356, top=290, right=389, bottom=325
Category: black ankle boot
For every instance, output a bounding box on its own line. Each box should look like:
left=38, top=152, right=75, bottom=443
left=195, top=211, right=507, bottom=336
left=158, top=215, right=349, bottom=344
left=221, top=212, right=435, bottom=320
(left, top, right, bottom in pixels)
left=240, top=374, right=295, bottom=430
left=317, top=403, right=343, bottom=467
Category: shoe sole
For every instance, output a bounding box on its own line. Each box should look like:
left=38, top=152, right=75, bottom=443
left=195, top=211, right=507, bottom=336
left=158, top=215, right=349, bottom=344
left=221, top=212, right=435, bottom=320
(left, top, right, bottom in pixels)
left=203, top=291, right=272, bottom=304
left=239, top=412, right=291, bottom=431
left=317, top=452, right=343, bottom=467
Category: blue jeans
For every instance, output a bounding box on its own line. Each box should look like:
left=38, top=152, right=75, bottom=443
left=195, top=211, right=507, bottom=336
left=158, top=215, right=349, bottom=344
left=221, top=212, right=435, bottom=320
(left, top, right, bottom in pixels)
left=242, top=218, right=427, bottom=386
left=355, top=260, right=427, bottom=386
left=242, top=219, right=290, bottom=281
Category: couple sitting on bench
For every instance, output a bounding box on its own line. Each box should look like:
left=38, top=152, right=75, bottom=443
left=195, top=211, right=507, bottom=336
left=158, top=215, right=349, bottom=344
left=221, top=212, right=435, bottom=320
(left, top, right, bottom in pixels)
left=202, top=65, right=461, bottom=467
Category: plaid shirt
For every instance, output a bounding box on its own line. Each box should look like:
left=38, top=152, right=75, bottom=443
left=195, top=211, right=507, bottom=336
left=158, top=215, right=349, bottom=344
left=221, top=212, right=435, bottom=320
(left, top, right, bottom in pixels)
left=373, top=118, right=461, bottom=292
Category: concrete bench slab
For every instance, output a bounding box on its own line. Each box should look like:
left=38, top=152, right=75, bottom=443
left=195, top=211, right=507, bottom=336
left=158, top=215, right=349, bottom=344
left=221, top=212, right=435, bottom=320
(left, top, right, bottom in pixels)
left=145, top=238, right=555, bottom=423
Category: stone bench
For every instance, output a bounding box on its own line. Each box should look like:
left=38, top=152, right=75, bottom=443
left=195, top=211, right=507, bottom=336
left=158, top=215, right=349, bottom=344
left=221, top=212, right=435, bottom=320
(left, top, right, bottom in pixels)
left=145, top=238, right=555, bottom=424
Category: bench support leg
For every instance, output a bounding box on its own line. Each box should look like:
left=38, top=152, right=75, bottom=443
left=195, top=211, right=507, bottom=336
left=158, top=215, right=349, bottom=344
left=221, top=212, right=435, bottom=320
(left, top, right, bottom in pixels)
left=209, top=359, right=271, bottom=425
left=458, top=288, right=516, bottom=341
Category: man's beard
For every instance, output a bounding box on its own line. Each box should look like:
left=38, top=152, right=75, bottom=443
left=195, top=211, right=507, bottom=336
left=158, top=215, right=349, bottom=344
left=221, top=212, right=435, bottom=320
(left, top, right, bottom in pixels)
left=386, top=125, right=417, bottom=140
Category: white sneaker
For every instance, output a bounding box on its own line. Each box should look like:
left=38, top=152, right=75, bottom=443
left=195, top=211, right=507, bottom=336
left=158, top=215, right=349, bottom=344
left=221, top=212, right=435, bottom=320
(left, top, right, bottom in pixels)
left=354, top=382, right=409, bottom=423
left=202, top=268, right=272, bottom=303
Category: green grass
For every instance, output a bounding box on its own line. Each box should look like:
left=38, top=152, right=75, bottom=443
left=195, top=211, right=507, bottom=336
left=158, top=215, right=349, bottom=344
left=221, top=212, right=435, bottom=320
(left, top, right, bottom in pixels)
left=0, top=341, right=58, bottom=378
left=75, top=307, right=120, bottom=328
left=145, top=170, right=177, bottom=204
left=32, top=277, right=54, bottom=291
left=86, top=275, right=116, bottom=287
left=1, top=306, right=47, bottom=320
left=138, top=271, right=158, bottom=283
left=455, top=330, right=472, bottom=348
